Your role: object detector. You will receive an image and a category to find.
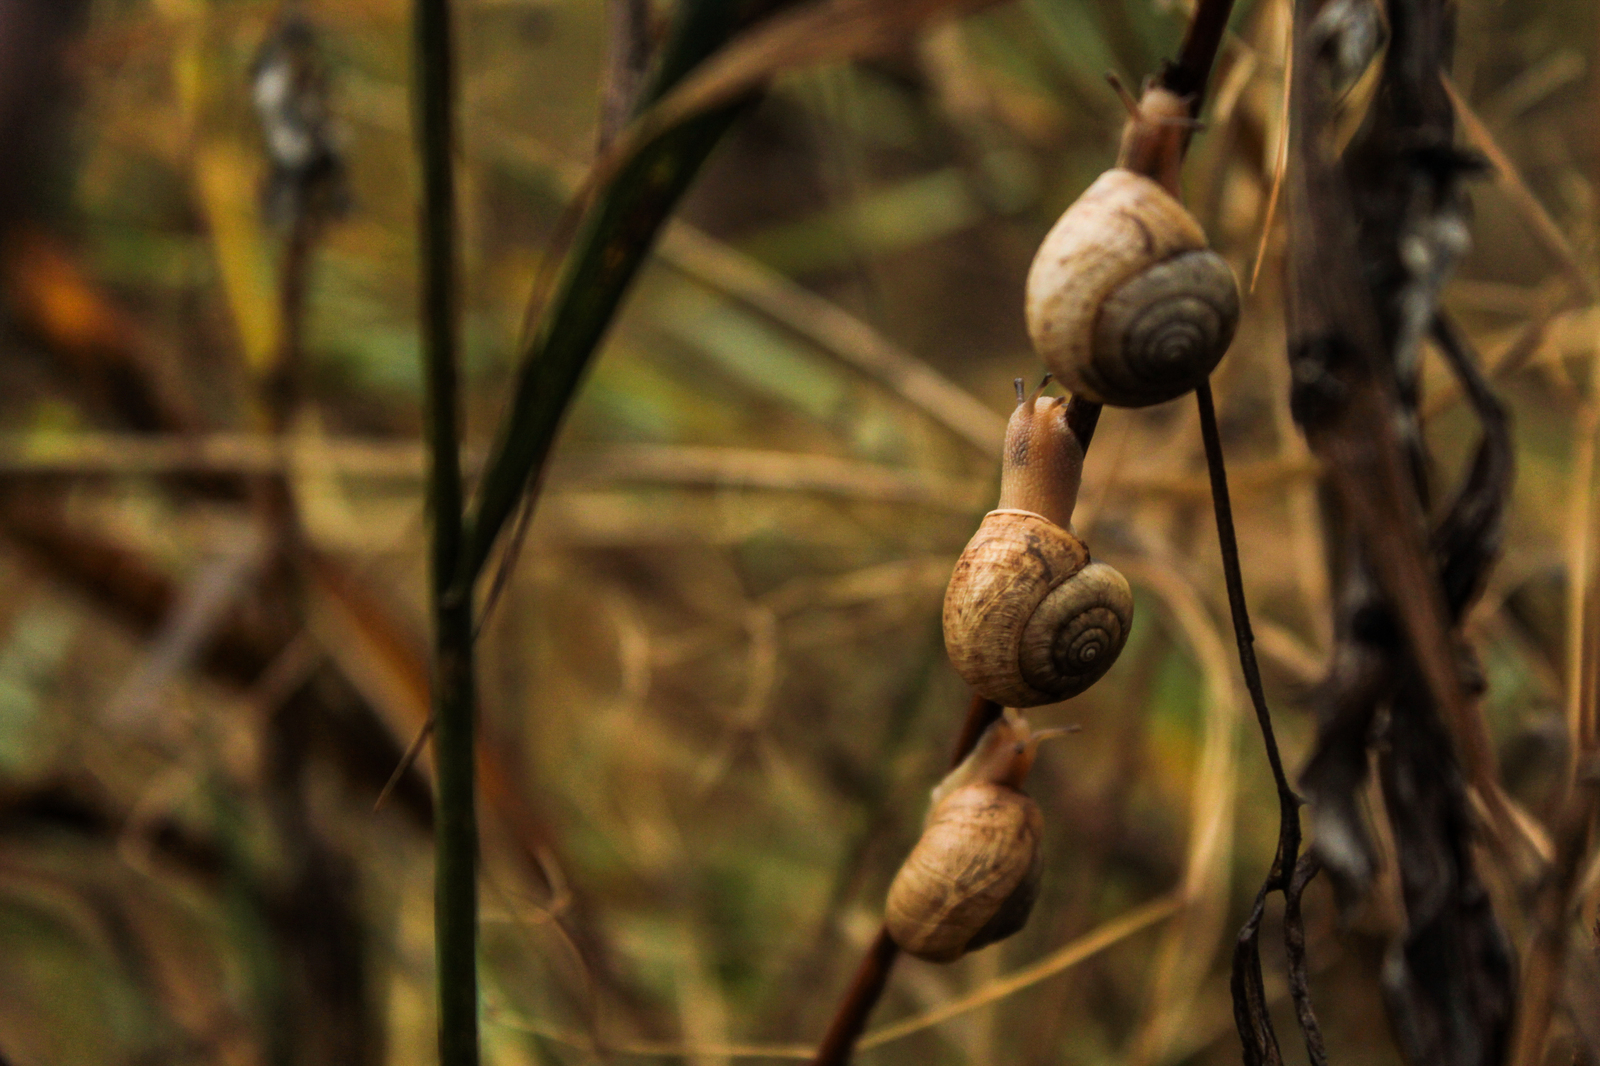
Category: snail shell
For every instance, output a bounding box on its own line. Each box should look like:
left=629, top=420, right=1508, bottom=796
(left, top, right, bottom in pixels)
left=885, top=781, right=1043, bottom=962
left=885, top=710, right=1052, bottom=963
left=944, top=510, right=1134, bottom=707
left=1025, top=168, right=1239, bottom=408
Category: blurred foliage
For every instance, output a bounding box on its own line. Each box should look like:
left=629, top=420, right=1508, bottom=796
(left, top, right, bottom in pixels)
left=0, top=0, right=1596, bottom=1064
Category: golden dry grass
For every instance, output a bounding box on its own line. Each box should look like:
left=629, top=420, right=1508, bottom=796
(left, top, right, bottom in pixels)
left=0, top=1, right=1596, bottom=1064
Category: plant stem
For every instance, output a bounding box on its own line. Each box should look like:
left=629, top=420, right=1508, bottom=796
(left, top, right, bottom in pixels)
left=809, top=930, right=900, bottom=1066
left=463, top=0, right=796, bottom=586
left=1198, top=382, right=1319, bottom=1066
left=809, top=693, right=998, bottom=1066
left=1164, top=0, right=1236, bottom=101
left=1196, top=384, right=1297, bottom=823
left=415, top=0, right=477, bottom=1063
left=948, top=694, right=1004, bottom=770
left=1283, top=855, right=1328, bottom=1066
left=1064, top=395, right=1102, bottom=452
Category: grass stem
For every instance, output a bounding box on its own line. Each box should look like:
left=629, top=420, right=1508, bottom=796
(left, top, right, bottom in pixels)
left=414, top=0, right=478, bottom=1062
left=1198, top=382, right=1318, bottom=1065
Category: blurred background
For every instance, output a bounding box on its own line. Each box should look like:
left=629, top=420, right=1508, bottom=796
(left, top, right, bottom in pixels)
left=0, top=0, right=1595, bottom=1063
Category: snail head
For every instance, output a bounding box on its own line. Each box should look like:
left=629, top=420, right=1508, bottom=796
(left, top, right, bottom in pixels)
left=1114, top=82, right=1199, bottom=193
left=995, top=379, right=1083, bottom=530
left=931, top=709, right=1076, bottom=812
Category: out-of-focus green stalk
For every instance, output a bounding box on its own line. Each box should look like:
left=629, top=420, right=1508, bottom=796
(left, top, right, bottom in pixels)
left=419, top=4, right=795, bottom=1059
left=462, top=0, right=781, bottom=583
left=414, top=0, right=478, bottom=1063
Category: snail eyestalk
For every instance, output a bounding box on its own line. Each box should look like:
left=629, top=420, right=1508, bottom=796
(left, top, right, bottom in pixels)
left=1105, top=71, right=1142, bottom=119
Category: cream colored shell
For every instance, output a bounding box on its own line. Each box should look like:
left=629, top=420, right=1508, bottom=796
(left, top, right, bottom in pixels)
left=884, top=781, right=1044, bottom=962
left=1025, top=169, right=1211, bottom=405
left=943, top=510, right=1133, bottom=707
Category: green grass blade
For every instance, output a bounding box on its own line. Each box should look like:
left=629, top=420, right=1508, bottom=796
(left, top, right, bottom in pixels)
left=462, top=0, right=772, bottom=584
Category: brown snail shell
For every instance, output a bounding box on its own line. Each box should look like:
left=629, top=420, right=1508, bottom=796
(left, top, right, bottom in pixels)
left=885, top=710, right=1055, bottom=963
left=885, top=781, right=1043, bottom=962
left=943, top=510, right=1134, bottom=707
left=1025, top=169, right=1239, bottom=408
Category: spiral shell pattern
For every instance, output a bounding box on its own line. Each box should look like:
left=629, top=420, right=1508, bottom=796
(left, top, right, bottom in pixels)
left=885, top=782, right=1043, bottom=962
left=1018, top=561, right=1134, bottom=698
left=1087, top=250, right=1238, bottom=405
left=943, top=511, right=1134, bottom=707
left=1025, top=168, right=1239, bottom=408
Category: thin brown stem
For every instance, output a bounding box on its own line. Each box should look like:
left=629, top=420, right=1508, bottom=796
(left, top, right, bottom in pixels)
left=949, top=695, right=1004, bottom=770
left=375, top=717, right=435, bottom=813
left=266, top=213, right=317, bottom=436
left=1508, top=783, right=1597, bottom=1066
left=1510, top=555, right=1600, bottom=1065
left=1284, top=854, right=1328, bottom=1066
left=1164, top=0, right=1236, bottom=107
left=1197, top=384, right=1298, bottom=822
left=809, top=930, right=900, bottom=1066
left=1064, top=395, right=1102, bottom=453
left=1199, top=381, right=1316, bottom=1066
left=807, top=693, right=999, bottom=1066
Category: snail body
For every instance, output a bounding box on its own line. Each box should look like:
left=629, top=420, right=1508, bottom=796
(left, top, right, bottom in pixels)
left=886, top=711, right=1051, bottom=962
left=943, top=391, right=1133, bottom=707
left=1024, top=168, right=1239, bottom=408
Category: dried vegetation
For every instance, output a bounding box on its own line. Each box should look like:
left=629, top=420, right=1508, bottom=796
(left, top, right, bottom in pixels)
left=0, top=1, right=1596, bottom=1065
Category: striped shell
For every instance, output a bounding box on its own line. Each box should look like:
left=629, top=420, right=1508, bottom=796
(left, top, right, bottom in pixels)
left=1025, top=169, right=1239, bottom=408
left=943, top=510, right=1134, bottom=707
left=884, top=781, right=1044, bottom=962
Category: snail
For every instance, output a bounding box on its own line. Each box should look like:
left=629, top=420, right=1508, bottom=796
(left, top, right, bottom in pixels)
left=943, top=382, right=1134, bottom=707
left=1024, top=87, right=1239, bottom=408
left=885, top=709, right=1065, bottom=962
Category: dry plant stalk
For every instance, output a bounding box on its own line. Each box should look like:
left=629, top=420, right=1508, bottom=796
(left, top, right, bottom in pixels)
left=15, top=2, right=1600, bottom=1063
left=1281, top=1, right=1565, bottom=1064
